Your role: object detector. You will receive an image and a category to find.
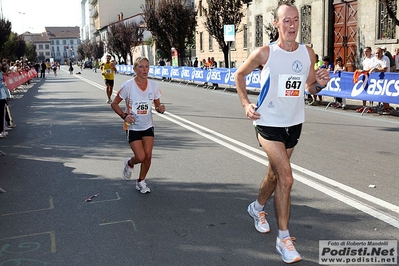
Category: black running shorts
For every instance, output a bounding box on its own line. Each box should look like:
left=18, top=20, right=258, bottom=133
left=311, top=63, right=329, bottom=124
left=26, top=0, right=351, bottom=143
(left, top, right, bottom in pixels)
left=255, top=123, right=302, bottom=149
left=126, top=127, right=154, bottom=143
left=105, top=79, right=114, bottom=87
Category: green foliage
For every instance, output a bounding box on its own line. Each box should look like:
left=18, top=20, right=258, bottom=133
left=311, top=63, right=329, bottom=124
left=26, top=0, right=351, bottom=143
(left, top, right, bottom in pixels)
left=107, top=20, right=144, bottom=64
left=142, top=0, right=196, bottom=65
left=203, top=0, right=247, bottom=67
left=25, top=42, right=37, bottom=62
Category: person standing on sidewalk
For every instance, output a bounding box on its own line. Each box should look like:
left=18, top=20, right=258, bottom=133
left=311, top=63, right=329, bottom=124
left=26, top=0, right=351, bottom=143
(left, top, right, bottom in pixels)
left=101, top=55, right=117, bottom=104
left=111, top=57, right=166, bottom=194
left=234, top=2, right=330, bottom=264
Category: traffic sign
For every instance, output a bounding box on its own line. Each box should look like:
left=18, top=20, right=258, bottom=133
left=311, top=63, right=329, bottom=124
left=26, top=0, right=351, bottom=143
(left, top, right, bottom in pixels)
left=224, top=25, right=235, bottom=42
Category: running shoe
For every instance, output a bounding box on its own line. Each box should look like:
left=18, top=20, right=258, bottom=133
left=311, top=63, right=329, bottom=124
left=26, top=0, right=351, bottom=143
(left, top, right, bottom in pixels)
left=136, top=179, right=151, bottom=194
left=276, top=236, right=302, bottom=264
left=247, top=202, right=270, bottom=233
left=122, top=157, right=133, bottom=180
left=382, top=108, right=392, bottom=115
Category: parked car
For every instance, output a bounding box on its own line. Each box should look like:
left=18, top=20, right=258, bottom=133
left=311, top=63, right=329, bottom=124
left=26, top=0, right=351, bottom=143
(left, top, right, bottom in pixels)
left=84, top=61, right=93, bottom=69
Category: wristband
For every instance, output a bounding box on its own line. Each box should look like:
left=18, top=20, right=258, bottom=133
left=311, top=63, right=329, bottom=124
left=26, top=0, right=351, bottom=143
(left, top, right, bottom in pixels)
left=121, top=113, right=128, bottom=120
left=315, top=82, right=326, bottom=92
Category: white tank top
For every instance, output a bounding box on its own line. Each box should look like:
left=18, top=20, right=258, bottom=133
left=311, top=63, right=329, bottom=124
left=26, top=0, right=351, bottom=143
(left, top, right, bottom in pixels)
left=255, top=43, right=310, bottom=127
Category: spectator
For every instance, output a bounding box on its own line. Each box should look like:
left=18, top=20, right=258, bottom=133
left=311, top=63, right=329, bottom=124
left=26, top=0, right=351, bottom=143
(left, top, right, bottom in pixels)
left=193, top=57, right=198, bottom=67
left=0, top=64, right=11, bottom=138
left=369, top=47, right=392, bottom=115
left=356, top=47, right=374, bottom=113
left=332, top=56, right=346, bottom=109
left=309, top=55, right=332, bottom=106
left=209, top=57, right=219, bottom=90
left=158, top=58, right=165, bottom=66
left=381, top=46, right=395, bottom=72
left=314, top=54, right=323, bottom=69
left=40, top=61, right=46, bottom=78
left=394, top=48, right=399, bottom=72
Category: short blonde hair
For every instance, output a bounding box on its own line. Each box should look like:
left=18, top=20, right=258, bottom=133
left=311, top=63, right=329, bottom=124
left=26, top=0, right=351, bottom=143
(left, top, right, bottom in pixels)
left=133, top=57, right=149, bottom=68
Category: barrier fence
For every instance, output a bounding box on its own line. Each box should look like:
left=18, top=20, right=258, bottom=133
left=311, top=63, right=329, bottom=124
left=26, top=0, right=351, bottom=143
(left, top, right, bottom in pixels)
left=116, top=65, right=399, bottom=105
left=3, top=69, right=38, bottom=92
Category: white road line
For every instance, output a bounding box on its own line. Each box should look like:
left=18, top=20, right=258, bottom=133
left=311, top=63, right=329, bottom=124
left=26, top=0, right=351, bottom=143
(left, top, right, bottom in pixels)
left=160, top=112, right=399, bottom=229
left=80, top=76, right=399, bottom=229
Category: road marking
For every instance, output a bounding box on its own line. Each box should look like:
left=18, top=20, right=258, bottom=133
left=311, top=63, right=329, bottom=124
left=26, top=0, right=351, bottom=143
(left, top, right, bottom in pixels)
left=1, top=196, right=54, bottom=217
left=80, top=76, right=399, bottom=228
left=99, top=220, right=137, bottom=231
left=0, top=231, right=56, bottom=253
left=159, top=112, right=399, bottom=229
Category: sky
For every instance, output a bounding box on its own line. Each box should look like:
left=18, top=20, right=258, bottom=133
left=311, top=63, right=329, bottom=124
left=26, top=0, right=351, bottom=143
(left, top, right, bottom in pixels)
left=1, top=0, right=81, bottom=34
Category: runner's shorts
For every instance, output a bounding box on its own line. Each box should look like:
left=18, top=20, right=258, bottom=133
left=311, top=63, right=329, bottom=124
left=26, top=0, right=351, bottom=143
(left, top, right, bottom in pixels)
left=126, top=127, right=154, bottom=143
left=255, top=123, right=302, bottom=149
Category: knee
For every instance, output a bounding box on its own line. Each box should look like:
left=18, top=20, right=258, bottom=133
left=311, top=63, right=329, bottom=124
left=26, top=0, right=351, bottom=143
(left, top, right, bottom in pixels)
left=135, top=153, right=152, bottom=163
left=277, top=175, right=294, bottom=190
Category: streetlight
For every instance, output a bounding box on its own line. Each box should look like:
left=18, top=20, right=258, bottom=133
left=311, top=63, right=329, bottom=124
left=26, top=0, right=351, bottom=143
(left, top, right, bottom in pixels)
left=18, top=12, right=26, bottom=33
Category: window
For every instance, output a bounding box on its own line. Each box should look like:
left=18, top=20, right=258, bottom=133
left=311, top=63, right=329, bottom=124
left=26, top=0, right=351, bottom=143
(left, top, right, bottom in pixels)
left=63, top=40, right=67, bottom=44
left=45, top=52, right=50, bottom=56
left=56, top=40, right=59, bottom=45
left=70, top=40, right=74, bottom=44
left=39, top=44, right=43, bottom=49
left=199, top=0, right=202, bottom=16
left=200, top=32, right=203, bottom=51
left=230, top=41, right=236, bottom=50
left=379, top=0, right=396, bottom=39
left=209, top=34, right=213, bottom=51
left=45, top=44, right=49, bottom=49
left=300, top=5, right=311, bottom=44
left=255, top=15, right=263, bottom=47
left=243, top=24, right=248, bottom=49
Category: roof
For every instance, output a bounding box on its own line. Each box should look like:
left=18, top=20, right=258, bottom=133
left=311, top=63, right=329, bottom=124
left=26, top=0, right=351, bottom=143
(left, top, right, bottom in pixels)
left=44, top=27, right=80, bottom=39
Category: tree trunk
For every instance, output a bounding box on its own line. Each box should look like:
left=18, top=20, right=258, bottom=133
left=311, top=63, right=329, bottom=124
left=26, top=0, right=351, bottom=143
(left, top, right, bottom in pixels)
left=223, top=43, right=229, bottom=68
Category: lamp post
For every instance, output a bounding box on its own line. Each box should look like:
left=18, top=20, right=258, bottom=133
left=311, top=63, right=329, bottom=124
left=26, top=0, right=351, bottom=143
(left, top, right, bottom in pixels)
left=18, top=12, right=26, bottom=33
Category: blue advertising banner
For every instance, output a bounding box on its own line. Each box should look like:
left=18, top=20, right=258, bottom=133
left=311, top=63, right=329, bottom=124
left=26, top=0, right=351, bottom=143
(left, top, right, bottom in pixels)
left=115, top=65, right=399, bottom=104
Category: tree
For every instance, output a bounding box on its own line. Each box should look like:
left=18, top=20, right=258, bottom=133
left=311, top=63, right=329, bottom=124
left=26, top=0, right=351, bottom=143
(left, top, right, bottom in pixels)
left=203, top=0, right=251, bottom=68
left=142, top=0, right=196, bottom=65
left=0, top=18, right=12, bottom=59
left=25, top=42, right=37, bottom=62
left=107, top=20, right=145, bottom=64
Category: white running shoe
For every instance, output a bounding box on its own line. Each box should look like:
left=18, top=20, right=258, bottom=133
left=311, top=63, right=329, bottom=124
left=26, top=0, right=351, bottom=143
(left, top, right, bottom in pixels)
left=122, top=157, right=133, bottom=180
left=247, top=202, right=270, bottom=233
left=136, top=180, right=150, bottom=194
left=276, top=236, right=302, bottom=264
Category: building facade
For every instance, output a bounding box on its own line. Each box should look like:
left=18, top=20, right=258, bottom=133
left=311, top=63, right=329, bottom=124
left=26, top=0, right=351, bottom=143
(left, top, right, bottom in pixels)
left=195, top=0, right=398, bottom=71
left=46, top=27, right=81, bottom=64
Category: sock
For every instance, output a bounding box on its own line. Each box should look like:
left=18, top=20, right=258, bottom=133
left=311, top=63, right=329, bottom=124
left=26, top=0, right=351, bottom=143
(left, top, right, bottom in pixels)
left=278, top=230, right=290, bottom=240
left=128, top=158, right=134, bottom=168
left=253, top=200, right=264, bottom=212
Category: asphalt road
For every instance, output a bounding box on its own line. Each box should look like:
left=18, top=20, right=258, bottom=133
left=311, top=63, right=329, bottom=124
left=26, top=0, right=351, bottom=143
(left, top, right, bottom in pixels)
left=0, top=66, right=398, bottom=265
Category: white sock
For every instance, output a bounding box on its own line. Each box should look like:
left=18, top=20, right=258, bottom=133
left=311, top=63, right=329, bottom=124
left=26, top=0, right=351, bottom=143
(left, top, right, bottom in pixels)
left=253, top=200, right=264, bottom=211
left=278, top=230, right=290, bottom=240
